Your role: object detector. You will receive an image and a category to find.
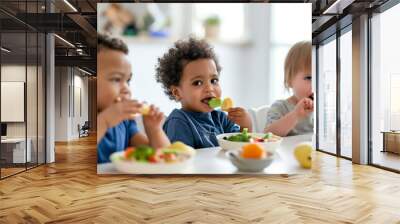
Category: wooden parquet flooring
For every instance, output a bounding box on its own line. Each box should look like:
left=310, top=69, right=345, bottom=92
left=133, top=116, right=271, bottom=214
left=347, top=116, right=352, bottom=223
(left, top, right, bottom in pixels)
left=1, top=134, right=400, bottom=223
left=1, top=167, right=26, bottom=178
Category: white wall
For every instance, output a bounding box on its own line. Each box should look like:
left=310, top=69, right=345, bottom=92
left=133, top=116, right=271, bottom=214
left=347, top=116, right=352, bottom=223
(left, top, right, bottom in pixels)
left=54, top=67, right=89, bottom=141
left=72, top=73, right=89, bottom=138
left=240, top=4, right=271, bottom=107
left=1, top=65, right=41, bottom=138
left=126, top=41, right=245, bottom=115
left=98, top=3, right=311, bottom=116
left=1, top=64, right=46, bottom=163
left=55, top=67, right=69, bottom=141
left=1, top=65, right=26, bottom=138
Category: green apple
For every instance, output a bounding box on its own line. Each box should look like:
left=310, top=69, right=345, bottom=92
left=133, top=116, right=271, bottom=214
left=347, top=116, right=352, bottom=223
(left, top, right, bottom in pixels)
left=294, top=143, right=312, bottom=169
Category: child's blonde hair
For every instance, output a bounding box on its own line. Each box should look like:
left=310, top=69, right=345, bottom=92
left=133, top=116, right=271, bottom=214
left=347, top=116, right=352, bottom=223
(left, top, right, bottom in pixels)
left=284, top=41, right=311, bottom=89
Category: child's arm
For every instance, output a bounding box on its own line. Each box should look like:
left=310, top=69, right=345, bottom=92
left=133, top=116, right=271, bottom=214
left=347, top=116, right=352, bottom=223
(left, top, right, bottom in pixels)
left=227, top=107, right=253, bottom=132
left=129, top=105, right=170, bottom=149
left=97, top=100, right=143, bottom=144
left=265, top=98, right=313, bottom=136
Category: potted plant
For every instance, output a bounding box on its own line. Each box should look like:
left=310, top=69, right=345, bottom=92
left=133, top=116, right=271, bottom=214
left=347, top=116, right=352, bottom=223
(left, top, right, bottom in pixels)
left=203, top=15, right=220, bottom=40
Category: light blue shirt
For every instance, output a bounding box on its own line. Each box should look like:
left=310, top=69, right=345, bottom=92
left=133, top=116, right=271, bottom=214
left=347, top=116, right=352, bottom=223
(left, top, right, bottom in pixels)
left=97, top=120, right=139, bottom=163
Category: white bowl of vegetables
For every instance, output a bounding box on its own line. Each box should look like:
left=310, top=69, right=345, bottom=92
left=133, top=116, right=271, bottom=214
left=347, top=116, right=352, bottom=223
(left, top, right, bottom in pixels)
left=110, top=142, right=196, bottom=174
left=217, top=128, right=282, bottom=153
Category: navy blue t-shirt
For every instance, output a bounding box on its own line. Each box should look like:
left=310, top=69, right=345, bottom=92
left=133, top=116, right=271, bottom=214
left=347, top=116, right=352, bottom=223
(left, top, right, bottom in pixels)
left=98, top=120, right=139, bottom=163
left=163, top=109, right=240, bottom=149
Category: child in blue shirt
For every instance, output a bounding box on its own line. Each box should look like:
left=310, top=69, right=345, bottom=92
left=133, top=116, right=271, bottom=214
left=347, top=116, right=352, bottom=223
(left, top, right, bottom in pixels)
left=155, top=37, right=252, bottom=149
left=97, top=34, right=170, bottom=163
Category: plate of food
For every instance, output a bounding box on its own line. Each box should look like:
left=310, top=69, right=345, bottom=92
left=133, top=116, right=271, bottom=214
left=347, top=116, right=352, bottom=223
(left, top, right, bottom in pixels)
left=110, top=142, right=196, bottom=174
left=217, top=128, right=282, bottom=152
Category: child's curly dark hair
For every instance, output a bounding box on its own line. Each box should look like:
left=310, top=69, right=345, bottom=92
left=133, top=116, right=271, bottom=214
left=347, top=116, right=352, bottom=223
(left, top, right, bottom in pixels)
left=155, top=37, right=222, bottom=101
left=98, top=33, right=129, bottom=54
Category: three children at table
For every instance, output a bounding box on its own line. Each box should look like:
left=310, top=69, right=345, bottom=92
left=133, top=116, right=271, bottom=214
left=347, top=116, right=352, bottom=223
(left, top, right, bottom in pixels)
left=97, top=34, right=313, bottom=162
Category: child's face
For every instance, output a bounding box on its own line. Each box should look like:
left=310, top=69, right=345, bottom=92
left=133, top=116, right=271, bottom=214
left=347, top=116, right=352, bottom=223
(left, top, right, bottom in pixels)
left=97, top=49, right=132, bottom=111
left=290, top=69, right=312, bottom=100
left=172, top=58, right=221, bottom=113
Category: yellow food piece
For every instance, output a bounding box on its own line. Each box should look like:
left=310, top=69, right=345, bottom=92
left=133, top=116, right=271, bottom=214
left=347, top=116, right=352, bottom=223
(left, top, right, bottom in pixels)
left=169, top=141, right=188, bottom=150
left=294, top=143, right=312, bottom=168
left=241, top=143, right=266, bottom=159
left=140, top=105, right=150, bottom=115
left=168, top=141, right=196, bottom=156
left=221, top=97, right=233, bottom=111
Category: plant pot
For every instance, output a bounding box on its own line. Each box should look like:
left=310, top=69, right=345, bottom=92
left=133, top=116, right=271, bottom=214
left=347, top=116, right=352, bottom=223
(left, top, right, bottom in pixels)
left=204, top=25, right=220, bottom=40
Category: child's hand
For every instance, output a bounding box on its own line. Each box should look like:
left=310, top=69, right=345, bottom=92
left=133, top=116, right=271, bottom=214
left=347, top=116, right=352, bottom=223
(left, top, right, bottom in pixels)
left=294, top=98, right=314, bottom=119
left=227, top=107, right=253, bottom=132
left=98, top=99, right=143, bottom=129
left=142, top=105, right=165, bottom=134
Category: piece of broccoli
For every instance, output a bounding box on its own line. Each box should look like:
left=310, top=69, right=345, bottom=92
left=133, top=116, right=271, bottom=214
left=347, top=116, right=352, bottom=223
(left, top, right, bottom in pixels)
left=133, top=145, right=155, bottom=162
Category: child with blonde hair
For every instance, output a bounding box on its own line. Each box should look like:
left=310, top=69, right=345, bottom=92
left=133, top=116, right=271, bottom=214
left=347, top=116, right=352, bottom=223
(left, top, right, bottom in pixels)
left=264, top=41, right=313, bottom=136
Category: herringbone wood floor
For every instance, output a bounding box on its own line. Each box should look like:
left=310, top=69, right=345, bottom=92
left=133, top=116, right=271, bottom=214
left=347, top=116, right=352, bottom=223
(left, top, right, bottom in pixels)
left=1, top=134, right=400, bottom=224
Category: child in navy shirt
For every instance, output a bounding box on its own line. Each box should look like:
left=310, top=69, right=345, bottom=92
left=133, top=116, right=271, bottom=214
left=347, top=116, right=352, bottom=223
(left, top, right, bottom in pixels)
left=97, top=34, right=170, bottom=163
left=156, top=37, right=252, bottom=149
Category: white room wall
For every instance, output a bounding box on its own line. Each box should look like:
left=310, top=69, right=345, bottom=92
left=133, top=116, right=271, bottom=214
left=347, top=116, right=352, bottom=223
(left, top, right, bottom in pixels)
left=98, top=3, right=311, bottom=116
left=125, top=40, right=245, bottom=115
left=54, top=67, right=89, bottom=141
left=55, top=67, right=69, bottom=141
left=1, top=65, right=38, bottom=138
left=1, top=64, right=46, bottom=163
left=239, top=4, right=272, bottom=108
left=71, top=74, right=89, bottom=138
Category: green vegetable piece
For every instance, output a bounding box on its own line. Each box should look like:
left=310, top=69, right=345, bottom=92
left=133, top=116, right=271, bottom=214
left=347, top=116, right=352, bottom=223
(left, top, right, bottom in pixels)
left=208, top=98, right=222, bottom=108
left=240, top=135, right=250, bottom=142
left=162, top=149, right=179, bottom=154
left=239, top=128, right=250, bottom=142
left=134, top=145, right=155, bottom=161
left=226, top=129, right=254, bottom=142
left=263, top=132, right=272, bottom=139
left=227, top=135, right=241, bottom=142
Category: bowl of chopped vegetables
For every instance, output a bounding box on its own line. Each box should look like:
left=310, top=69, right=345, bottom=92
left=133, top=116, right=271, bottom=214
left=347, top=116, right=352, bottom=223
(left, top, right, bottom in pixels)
left=226, top=143, right=275, bottom=172
left=217, top=128, right=282, bottom=152
left=110, top=142, right=196, bottom=174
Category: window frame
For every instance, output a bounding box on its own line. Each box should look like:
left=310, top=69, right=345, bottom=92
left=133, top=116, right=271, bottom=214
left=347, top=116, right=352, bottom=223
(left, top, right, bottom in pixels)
left=368, top=0, right=400, bottom=173
left=314, top=21, right=353, bottom=161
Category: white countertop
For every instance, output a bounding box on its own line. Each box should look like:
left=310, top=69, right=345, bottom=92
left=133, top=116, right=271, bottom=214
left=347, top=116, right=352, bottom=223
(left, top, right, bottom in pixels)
left=97, top=134, right=313, bottom=175
left=1, top=137, right=29, bottom=143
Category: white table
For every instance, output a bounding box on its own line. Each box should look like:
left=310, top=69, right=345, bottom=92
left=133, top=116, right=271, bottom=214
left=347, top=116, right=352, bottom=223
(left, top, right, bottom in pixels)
left=1, top=138, right=32, bottom=163
left=97, top=134, right=313, bottom=175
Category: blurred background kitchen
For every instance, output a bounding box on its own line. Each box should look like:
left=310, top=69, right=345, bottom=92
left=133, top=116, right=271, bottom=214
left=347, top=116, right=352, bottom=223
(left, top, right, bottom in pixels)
left=97, top=3, right=311, bottom=117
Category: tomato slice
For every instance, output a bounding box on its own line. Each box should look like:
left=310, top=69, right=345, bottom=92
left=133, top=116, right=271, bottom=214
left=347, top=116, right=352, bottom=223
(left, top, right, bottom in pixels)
left=124, top=147, right=135, bottom=158
left=164, top=153, right=177, bottom=162
left=148, top=155, right=159, bottom=163
left=254, top=138, right=264, bottom=142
